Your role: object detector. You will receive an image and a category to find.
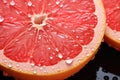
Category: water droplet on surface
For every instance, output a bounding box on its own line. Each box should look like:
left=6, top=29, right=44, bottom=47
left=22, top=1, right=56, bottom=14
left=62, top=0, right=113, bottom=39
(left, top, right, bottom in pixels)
left=71, top=0, right=76, bottom=2
left=50, top=56, right=53, bottom=60
left=16, top=64, right=20, bottom=67
left=60, top=4, right=63, bottom=7
left=91, top=48, right=95, bottom=51
left=27, top=1, right=32, bottom=6
left=118, top=38, right=120, bottom=41
left=58, top=53, right=63, bottom=59
left=43, top=70, right=47, bottom=73
left=0, top=16, right=4, bottom=22
left=56, top=1, right=60, bottom=5
left=40, top=67, right=43, bottom=70
left=48, top=47, right=51, bottom=50
left=10, top=0, right=15, bottom=6
left=28, top=14, right=32, bottom=17
left=3, top=59, right=7, bottom=63
left=3, top=0, right=7, bottom=3
left=55, top=48, right=59, bottom=52
left=65, top=59, right=73, bottom=65
left=8, top=64, right=12, bottom=68
left=33, top=70, right=37, bottom=74
left=86, top=53, right=90, bottom=57
left=31, top=63, right=35, bottom=67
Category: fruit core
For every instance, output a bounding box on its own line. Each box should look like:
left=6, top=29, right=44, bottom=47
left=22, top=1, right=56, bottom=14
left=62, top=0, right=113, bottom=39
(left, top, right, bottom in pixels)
left=31, top=14, right=47, bottom=30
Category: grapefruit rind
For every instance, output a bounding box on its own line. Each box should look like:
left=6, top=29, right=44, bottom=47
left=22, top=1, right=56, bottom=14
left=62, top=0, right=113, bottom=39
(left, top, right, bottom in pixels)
left=0, top=0, right=106, bottom=80
left=104, top=26, right=120, bottom=50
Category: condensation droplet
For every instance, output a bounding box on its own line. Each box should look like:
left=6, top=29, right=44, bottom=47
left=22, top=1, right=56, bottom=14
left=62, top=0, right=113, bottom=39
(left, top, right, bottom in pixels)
left=91, top=48, right=95, bottom=51
left=40, top=67, right=43, bottom=70
left=0, top=16, right=4, bottom=22
left=8, top=64, right=12, bottom=68
left=65, top=59, right=73, bottom=65
left=73, top=44, right=79, bottom=47
left=71, top=0, right=76, bottom=2
left=43, top=70, right=47, bottom=73
left=78, top=59, right=81, bottom=63
left=27, top=1, right=32, bottom=6
left=76, top=36, right=79, bottom=38
left=118, top=38, right=120, bottom=41
left=60, top=4, right=63, bottom=7
left=49, top=17, right=54, bottom=20
left=38, top=35, right=42, bottom=39
left=50, top=56, right=53, bottom=60
left=48, top=47, right=51, bottom=50
left=31, top=63, right=35, bottom=67
left=3, top=59, right=7, bottom=63
left=58, top=53, right=63, bottom=59
left=16, top=64, right=20, bottom=67
left=86, top=53, right=90, bottom=57
left=56, top=1, right=60, bottom=5
left=55, top=48, right=59, bottom=52
left=3, top=0, right=7, bottom=3
left=28, top=14, right=32, bottom=17
left=10, top=0, right=15, bottom=6
left=33, top=70, right=37, bottom=74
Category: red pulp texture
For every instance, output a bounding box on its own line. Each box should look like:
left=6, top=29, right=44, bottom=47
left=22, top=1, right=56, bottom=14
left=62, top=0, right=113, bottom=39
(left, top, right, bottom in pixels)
left=103, top=0, right=120, bottom=31
left=0, top=0, right=97, bottom=66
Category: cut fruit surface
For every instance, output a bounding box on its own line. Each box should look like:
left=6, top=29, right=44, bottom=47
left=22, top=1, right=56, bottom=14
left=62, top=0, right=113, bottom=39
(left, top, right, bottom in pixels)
left=0, top=0, right=106, bottom=80
left=103, top=0, right=120, bottom=50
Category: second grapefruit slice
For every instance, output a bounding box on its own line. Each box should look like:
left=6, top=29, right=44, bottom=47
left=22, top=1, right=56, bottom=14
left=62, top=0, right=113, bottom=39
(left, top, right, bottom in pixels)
left=103, top=0, right=120, bottom=50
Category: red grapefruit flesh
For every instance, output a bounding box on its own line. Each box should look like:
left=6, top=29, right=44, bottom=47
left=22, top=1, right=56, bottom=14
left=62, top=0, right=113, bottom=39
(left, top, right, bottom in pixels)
left=103, top=0, right=120, bottom=50
left=0, top=0, right=105, bottom=80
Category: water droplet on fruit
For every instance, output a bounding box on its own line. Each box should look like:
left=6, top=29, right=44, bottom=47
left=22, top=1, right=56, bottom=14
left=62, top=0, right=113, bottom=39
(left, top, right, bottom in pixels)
left=3, top=0, right=7, bottom=3
left=28, top=14, right=32, bottom=18
left=91, top=48, right=95, bottom=51
left=58, top=53, right=63, bottom=59
left=3, top=59, right=7, bottom=63
left=40, top=67, right=43, bottom=70
left=86, top=53, right=90, bottom=57
left=10, top=0, right=15, bottom=6
left=43, top=70, right=47, bottom=73
left=55, top=48, right=59, bottom=52
left=48, top=47, right=51, bottom=50
left=27, top=1, right=32, bottom=6
left=118, top=38, right=120, bottom=41
left=0, top=16, right=4, bottom=22
left=8, top=64, right=12, bottom=68
left=31, top=63, right=35, bottom=67
left=33, top=70, right=37, bottom=74
left=38, top=35, right=42, bottom=39
left=76, top=36, right=79, bottom=39
left=56, top=1, right=60, bottom=5
left=65, top=59, right=73, bottom=65
left=60, top=4, right=63, bottom=7
left=16, top=64, right=20, bottom=67
left=50, top=56, right=53, bottom=60
left=71, top=0, right=76, bottom=2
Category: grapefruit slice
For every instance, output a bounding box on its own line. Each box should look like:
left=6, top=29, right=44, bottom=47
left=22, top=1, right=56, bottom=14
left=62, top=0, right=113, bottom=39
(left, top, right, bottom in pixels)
left=0, top=0, right=105, bottom=80
left=103, top=0, right=120, bottom=50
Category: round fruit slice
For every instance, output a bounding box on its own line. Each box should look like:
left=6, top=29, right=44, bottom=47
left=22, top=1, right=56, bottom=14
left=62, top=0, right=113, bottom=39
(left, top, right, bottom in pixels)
left=0, top=0, right=105, bottom=80
left=103, top=0, right=120, bottom=50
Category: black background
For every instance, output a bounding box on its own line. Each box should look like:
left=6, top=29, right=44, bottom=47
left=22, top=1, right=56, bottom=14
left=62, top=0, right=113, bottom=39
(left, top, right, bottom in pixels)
left=0, top=42, right=120, bottom=80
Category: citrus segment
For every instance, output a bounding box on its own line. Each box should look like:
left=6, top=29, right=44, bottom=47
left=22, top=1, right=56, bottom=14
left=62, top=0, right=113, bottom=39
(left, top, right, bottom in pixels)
left=0, top=0, right=106, bottom=80
left=103, top=0, right=120, bottom=50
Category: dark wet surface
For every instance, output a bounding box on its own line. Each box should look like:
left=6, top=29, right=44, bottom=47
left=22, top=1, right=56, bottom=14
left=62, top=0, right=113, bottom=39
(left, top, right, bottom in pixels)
left=0, top=42, right=120, bottom=80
